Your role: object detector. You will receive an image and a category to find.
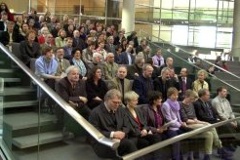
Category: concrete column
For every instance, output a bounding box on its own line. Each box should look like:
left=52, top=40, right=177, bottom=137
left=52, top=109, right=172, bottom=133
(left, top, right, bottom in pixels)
left=122, top=0, right=135, bottom=33
left=232, top=1, right=240, bottom=61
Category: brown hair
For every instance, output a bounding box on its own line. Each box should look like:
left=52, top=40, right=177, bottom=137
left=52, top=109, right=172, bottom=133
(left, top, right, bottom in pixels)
left=41, top=46, right=52, bottom=55
left=167, top=87, right=179, bottom=98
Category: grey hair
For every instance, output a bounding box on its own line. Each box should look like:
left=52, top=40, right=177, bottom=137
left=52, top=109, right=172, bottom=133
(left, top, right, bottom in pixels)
left=161, top=67, right=171, bottom=76
left=93, top=52, right=103, bottom=59
left=104, top=89, right=122, bottom=101
left=66, top=65, right=80, bottom=75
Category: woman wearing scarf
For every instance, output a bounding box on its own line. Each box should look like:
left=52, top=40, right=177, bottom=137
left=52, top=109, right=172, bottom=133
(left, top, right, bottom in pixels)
left=161, top=87, right=188, bottom=160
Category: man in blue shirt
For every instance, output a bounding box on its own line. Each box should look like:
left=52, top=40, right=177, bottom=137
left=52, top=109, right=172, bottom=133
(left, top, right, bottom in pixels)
left=35, top=46, right=60, bottom=113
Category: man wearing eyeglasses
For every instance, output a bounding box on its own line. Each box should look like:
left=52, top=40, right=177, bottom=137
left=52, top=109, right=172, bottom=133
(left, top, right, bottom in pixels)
left=89, top=89, right=138, bottom=159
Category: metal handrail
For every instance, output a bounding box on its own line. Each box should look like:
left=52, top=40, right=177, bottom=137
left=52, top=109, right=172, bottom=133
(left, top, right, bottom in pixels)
left=122, top=117, right=240, bottom=160
left=139, top=35, right=240, bottom=93
left=140, top=29, right=240, bottom=80
left=0, top=43, right=120, bottom=150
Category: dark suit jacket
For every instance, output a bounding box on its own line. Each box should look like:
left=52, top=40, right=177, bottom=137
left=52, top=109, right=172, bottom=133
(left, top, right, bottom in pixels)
left=133, top=75, right=154, bottom=104
left=119, top=52, right=135, bottom=65
left=86, top=79, right=108, bottom=109
left=63, top=46, right=73, bottom=60
left=153, top=77, right=179, bottom=101
left=55, top=77, right=87, bottom=108
left=19, top=40, right=41, bottom=65
left=193, top=99, right=218, bottom=124
left=124, top=107, right=149, bottom=137
left=72, top=37, right=86, bottom=50
left=179, top=77, right=193, bottom=91
left=126, top=64, right=142, bottom=80
left=178, top=76, right=193, bottom=100
left=141, top=104, right=165, bottom=134
left=0, top=21, right=9, bottom=46
left=89, top=103, right=130, bottom=138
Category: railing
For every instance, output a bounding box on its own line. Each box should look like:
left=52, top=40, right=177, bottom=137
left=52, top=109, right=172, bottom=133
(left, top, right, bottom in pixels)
left=137, top=31, right=240, bottom=94
left=139, top=30, right=240, bottom=83
left=122, top=117, right=240, bottom=160
left=0, top=43, right=120, bottom=150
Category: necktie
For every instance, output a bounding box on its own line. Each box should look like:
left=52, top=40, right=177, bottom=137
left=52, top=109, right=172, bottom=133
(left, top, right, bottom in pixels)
left=182, top=77, right=187, bottom=93
left=158, top=59, right=161, bottom=66
left=59, top=59, right=63, bottom=72
left=110, top=110, right=116, bottom=125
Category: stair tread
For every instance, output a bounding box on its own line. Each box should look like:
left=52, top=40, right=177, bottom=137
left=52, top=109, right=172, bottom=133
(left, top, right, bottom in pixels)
left=4, top=112, right=57, bottom=130
left=12, top=131, right=63, bottom=149
left=3, top=78, right=21, bottom=82
left=0, top=87, right=36, bottom=96
left=3, top=100, right=38, bottom=108
left=0, top=69, right=14, bottom=73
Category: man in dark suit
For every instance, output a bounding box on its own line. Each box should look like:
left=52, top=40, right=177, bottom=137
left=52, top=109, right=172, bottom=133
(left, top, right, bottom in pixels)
left=126, top=56, right=144, bottom=80
left=193, top=89, right=218, bottom=124
left=154, top=67, right=179, bottom=101
left=178, top=68, right=193, bottom=100
left=55, top=66, right=91, bottom=128
left=88, top=89, right=138, bottom=159
left=72, top=30, right=86, bottom=50
left=105, top=36, right=116, bottom=54
left=119, top=44, right=135, bottom=65
left=133, top=64, right=154, bottom=104
left=0, top=11, right=9, bottom=46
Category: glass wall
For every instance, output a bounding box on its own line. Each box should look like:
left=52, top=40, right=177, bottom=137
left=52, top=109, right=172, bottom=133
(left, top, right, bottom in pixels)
left=152, top=0, right=234, bottom=49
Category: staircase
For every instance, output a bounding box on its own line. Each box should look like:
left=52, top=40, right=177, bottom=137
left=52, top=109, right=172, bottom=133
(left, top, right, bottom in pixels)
left=0, top=53, right=63, bottom=147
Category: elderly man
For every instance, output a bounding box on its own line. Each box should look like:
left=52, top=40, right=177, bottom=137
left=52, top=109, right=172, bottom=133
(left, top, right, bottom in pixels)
left=54, top=47, right=70, bottom=77
left=103, top=53, right=118, bottom=80
left=72, top=29, right=86, bottom=50
left=178, top=68, right=193, bottom=100
left=108, top=66, right=132, bottom=101
left=89, top=89, right=138, bottom=159
left=55, top=66, right=91, bottom=135
left=132, top=64, right=154, bottom=104
left=126, top=55, right=145, bottom=80
left=153, top=67, right=179, bottom=101
left=55, top=65, right=90, bottom=118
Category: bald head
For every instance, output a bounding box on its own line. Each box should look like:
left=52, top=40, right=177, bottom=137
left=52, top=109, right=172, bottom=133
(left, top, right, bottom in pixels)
left=106, top=53, right=115, bottom=63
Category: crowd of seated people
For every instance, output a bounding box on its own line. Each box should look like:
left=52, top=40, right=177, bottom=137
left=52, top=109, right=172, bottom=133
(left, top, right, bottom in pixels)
left=1, top=4, right=240, bottom=160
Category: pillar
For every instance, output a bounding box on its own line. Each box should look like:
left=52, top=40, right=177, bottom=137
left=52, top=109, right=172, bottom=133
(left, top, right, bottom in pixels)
left=232, top=1, right=240, bottom=61
left=122, top=0, right=135, bottom=34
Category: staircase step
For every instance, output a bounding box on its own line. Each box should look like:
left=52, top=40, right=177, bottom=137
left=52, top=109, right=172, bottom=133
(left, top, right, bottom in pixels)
left=0, top=87, right=36, bottom=96
left=0, top=69, right=14, bottom=73
left=3, top=100, right=38, bottom=108
left=3, top=78, right=20, bottom=83
left=4, top=112, right=57, bottom=130
left=12, top=131, right=63, bottom=149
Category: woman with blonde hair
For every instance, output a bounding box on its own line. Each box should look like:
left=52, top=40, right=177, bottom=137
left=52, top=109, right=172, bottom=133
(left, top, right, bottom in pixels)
left=192, top=69, right=209, bottom=93
left=124, top=91, right=162, bottom=159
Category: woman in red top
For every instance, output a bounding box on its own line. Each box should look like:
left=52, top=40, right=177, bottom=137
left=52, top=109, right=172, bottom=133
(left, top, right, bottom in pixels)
left=0, top=2, right=14, bottom=21
left=124, top=91, right=162, bottom=159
